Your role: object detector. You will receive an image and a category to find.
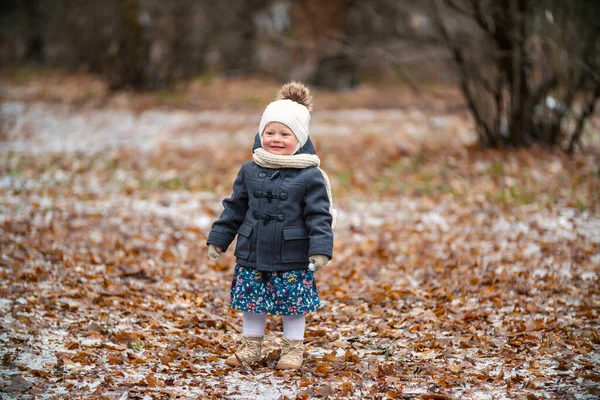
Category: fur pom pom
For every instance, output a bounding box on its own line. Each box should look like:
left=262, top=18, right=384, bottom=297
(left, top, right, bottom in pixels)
left=277, top=81, right=313, bottom=111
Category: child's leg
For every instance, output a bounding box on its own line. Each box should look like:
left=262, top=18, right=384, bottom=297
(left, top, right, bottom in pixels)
left=225, top=312, right=266, bottom=367
left=282, top=314, right=305, bottom=340
left=243, top=312, right=267, bottom=336
left=277, top=314, right=305, bottom=369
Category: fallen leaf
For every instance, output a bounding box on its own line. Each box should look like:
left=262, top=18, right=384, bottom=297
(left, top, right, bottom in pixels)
left=3, top=374, right=31, bottom=393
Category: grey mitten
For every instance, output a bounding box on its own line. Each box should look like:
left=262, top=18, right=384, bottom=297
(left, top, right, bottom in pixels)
left=207, top=244, right=222, bottom=263
left=309, top=255, right=330, bottom=272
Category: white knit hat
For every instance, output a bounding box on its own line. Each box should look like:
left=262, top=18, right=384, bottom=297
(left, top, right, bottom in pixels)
left=258, top=82, right=313, bottom=150
left=258, top=99, right=310, bottom=148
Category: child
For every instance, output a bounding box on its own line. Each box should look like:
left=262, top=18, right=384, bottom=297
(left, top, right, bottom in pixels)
left=206, top=82, right=335, bottom=370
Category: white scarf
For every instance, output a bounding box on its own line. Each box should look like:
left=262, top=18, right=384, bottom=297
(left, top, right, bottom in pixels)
left=253, top=147, right=337, bottom=229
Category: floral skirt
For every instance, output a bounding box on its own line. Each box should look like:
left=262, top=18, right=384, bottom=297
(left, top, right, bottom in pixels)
left=230, top=265, right=320, bottom=316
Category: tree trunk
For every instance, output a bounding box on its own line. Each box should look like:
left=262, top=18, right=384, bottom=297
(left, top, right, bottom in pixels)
left=568, top=82, right=600, bottom=152
left=116, top=0, right=146, bottom=89
left=509, top=0, right=523, bottom=146
left=24, top=0, right=43, bottom=63
left=290, top=0, right=357, bottom=89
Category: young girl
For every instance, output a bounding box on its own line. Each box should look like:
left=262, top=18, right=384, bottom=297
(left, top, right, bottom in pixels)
left=206, top=82, right=335, bottom=370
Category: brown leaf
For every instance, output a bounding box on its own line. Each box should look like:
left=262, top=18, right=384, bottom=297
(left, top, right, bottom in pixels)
left=316, top=384, right=334, bottom=397
left=321, top=352, right=339, bottom=362
left=378, top=362, right=395, bottom=376
left=161, top=248, right=177, bottom=261
left=447, top=362, right=463, bottom=373
left=557, top=360, right=569, bottom=371
left=108, top=355, right=123, bottom=365
left=103, top=342, right=128, bottom=351
left=421, top=395, right=453, bottom=400
left=160, top=355, right=174, bottom=364
left=31, top=369, right=51, bottom=377
left=315, top=363, right=330, bottom=374
left=143, top=373, right=159, bottom=388
left=508, top=339, right=523, bottom=347
left=3, top=374, right=31, bottom=393
left=65, top=341, right=79, bottom=350
left=344, top=350, right=359, bottom=363
left=119, top=264, right=151, bottom=280
left=2, top=353, right=15, bottom=368
left=128, top=353, right=147, bottom=365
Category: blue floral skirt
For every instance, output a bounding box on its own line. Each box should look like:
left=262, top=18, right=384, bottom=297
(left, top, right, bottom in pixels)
left=230, top=265, right=320, bottom=315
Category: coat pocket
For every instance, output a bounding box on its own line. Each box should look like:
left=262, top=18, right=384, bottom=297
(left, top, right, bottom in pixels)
left=234, top=222, right=253, bottom=260
left=281, top=226, right=310, bottom=263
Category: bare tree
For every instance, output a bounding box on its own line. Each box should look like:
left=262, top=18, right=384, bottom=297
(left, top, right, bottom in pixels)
left=431, top=0, right=599, bottom=151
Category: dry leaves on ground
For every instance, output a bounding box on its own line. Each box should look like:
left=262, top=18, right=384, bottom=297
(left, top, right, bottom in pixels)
left=1, top=81, right=599, bottom=399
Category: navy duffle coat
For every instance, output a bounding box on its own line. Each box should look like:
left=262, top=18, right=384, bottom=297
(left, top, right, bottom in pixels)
left=207, top=134, right=333, bottom=272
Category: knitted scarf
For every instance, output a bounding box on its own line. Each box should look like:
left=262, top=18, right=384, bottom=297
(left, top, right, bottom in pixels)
left=253, top=147, right=337, bottom=229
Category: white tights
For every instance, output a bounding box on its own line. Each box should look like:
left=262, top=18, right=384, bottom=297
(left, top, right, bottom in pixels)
left=242, top=312, right=305, bottom=340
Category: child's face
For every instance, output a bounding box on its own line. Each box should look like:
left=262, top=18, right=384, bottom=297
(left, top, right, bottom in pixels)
left=262, top=122, right=298, bottom=155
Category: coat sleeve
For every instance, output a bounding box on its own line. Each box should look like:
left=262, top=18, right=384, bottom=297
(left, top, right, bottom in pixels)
left=303, top=168, right=334, bottom=259
left=206, top=165, right=249, bottom=252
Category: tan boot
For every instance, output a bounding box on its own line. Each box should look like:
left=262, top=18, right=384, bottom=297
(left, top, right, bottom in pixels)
left=276, top=338, right=304, bottom=370
left=225, top=336, right=263, bottom=367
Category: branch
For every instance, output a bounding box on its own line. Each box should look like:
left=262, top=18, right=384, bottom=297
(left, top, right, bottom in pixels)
left=444, top=0, right=476, bottom=19
left=531, top=75, right=558, bottom=107
left=528, top=32, right=600, bottom=84
left=471, top=0, right=496, bottom=34
left=471, top=64, right=500, bottom=96
left=493, top=73, right=505, bottom=140
left=531, top=75, right=559, bottom=145
left=431, top=0, right=495, bottom=145
left=443, top=0, right=495, bottom=35
left=582, top=25, right=600, bottom=84
left=568, top=80, right=600, bottom=153
left=561, top=24, right=599, bottom=149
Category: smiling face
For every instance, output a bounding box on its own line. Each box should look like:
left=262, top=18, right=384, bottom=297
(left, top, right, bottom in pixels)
left=261, top=122, right=299, bottom=155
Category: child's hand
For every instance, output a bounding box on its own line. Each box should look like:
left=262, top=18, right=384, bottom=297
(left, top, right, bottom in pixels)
left=207, top=244, right=222, bottom=263
left=309, top=255, right=329, bottom=272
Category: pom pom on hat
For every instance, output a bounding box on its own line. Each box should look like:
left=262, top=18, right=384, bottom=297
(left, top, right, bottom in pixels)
left=277, top=82, right=312, bottom=111
left=258, top=82, right=312, bottom=149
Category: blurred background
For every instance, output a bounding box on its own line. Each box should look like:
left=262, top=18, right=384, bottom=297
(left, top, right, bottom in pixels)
left=1, top=0, right=598, bottom=151
left=1, top=0, right=446, bottom=89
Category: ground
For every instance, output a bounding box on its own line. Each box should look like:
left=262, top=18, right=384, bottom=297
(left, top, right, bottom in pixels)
left=1, top=71, right=599, bottom=399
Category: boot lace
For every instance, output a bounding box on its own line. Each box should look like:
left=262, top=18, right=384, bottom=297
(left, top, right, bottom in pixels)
left=280, top=339, right=303, bottom=362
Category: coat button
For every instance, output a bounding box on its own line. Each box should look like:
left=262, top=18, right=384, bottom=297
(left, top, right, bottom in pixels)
left=258, top=172, right=267, bottom=178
